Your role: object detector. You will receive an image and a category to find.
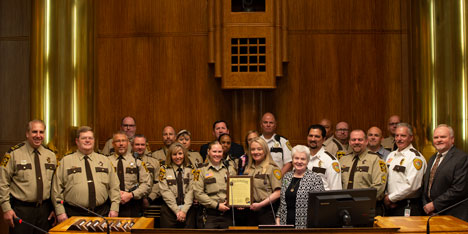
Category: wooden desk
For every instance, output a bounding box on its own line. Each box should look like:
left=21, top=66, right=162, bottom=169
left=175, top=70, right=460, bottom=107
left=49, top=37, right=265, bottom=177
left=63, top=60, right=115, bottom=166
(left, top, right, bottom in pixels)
left=49, top=217, right=153, bottom=233
left=375, top=216, right=468, bottom=234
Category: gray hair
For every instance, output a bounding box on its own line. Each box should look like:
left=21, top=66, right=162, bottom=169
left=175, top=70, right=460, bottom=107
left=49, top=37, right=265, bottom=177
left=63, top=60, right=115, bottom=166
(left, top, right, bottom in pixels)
left=396, top=123, right=413, bottom=136
left=436, top=124, right=454, bottom=137
left=291, top=145, right=311, bottom=164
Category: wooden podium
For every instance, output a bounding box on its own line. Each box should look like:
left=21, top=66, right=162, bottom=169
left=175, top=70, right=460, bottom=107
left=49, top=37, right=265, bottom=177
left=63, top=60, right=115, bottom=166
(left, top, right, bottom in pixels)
left=49, top=217, right=153, bottom=233
left=375, top=216, right=468, bottom=234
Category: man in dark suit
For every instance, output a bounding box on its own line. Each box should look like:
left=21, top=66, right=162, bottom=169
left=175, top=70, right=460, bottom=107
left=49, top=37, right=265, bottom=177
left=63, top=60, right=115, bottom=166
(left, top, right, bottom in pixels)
left=422, top=124, right=468, bottom=221
left=199, top=120, right=244, bottom=160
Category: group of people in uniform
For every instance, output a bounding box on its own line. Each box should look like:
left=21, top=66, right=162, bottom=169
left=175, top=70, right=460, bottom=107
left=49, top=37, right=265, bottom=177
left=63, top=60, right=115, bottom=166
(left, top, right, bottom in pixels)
left=1, top=113, right=468, bottom=232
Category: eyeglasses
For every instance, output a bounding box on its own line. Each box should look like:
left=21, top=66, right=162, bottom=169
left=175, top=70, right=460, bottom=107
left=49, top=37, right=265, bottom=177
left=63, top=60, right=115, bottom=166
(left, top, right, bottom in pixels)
left=336, top=129, right=349, bottom=132
left=122, top=124, right=136, bottom=128
left=388, top=122, right=399, bottom=126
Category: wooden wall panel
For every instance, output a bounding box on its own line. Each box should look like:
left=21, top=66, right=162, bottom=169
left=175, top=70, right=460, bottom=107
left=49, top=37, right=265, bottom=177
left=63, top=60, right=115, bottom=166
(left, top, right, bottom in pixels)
left=94, top=0, right=410, bottom=150
left=0, top=0, right=31, bottom=232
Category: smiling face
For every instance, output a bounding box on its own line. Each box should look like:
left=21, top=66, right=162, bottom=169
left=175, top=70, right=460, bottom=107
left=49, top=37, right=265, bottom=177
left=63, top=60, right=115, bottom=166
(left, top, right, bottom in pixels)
left=76, top=130, right=95, bottom=155
left=367, top=127, right=383, bottom=148
left=261, top=113, right=277, bottom=135
left=395, top=126, right=413, bottom=150
left=433, top=126, right=454, bottom=153
left=171, top=147, right=185, bottom=166
left=112, top=133, right=129, bottom=156
left=132, top=136, right=146, bottom=155
left=26, top=122, right=45, bottom=149
left=349, top=130, right=368, bottom=154
left=307, top=128, right=324, bottom=150
left=250, top=141, right=266, bottom=165
left=208, top=143, right=224, bottom=165
left=292, top=151, right=308, bottom=173
left=219, top=134, right=232, bottom=155
left=121, top=117, right=136, bottom=138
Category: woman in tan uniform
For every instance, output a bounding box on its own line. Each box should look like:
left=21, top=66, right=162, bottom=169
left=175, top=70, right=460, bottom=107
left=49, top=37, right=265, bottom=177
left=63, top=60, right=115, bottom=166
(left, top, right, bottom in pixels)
left=176, top=129, right=203, bottom=168
left=193, top=141, right=237, bottom=229
left=159, top=143, right=196, bottom=228
left=245, top=137, right=282, bottom=226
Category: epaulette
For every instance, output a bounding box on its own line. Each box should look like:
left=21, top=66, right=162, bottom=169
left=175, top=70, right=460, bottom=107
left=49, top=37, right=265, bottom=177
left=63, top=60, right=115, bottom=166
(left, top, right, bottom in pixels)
left=96, top=152, right=107, bottom=156
left=324, top=151, right=337, bottom=160
left=410, top=148, right=421, bottom=157
left=367, top=151, right=379, bottom=155
left=274, top=134, right=285, bottom=142
left=186, top=164, right=194, bottom=169
left=332, top=138, right=344, bottom=150
left=199, top=162, right=209, bottom=168
left=7, top=142, right=25, bottom=153
left=43, top=145, right=55, bottom=153
left=161, top=164, right=168, bottom=169
left=63, top=151, right=74, bottom=157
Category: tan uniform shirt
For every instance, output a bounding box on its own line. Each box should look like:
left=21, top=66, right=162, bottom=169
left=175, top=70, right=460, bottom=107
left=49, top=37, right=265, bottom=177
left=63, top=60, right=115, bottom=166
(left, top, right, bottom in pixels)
left=339, top=150, right=388, bottom=200
left=382, top=136, right=395, bottom=151
left=246, top=160, right=282, bottom=203
left=193, top=161, right=237, bottom=209
left=52, top=151, right=120, bottom=215
left=108, top=152, right=152, bottom=199
left=159, top=164, right=194, bottom=214
left=324, top=136, right=352, bottom=160
left=188, top=151, right=204, bottom=168
left=134, top=152, right=161, bottom=201
left=151, top=147, right=168, bottom=164
left=0, top=142, right=57, bottom=212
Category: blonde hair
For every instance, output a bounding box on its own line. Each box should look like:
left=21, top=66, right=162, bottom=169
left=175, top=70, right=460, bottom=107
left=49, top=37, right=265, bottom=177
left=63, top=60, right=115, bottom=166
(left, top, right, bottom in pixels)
left=245, top=137, right=275, bottom=174
left=166, top=142, right=189, bottom=167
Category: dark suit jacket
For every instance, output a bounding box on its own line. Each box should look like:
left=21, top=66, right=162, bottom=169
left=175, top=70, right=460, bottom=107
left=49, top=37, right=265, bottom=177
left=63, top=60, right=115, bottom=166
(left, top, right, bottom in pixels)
left=199, top=142, right=244, bottom=161
left=422, top=146, right=468, bottom=221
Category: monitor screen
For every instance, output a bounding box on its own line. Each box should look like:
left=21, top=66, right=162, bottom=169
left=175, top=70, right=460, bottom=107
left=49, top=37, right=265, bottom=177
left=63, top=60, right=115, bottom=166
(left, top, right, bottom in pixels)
left=307, top=188, right=377, bottom=228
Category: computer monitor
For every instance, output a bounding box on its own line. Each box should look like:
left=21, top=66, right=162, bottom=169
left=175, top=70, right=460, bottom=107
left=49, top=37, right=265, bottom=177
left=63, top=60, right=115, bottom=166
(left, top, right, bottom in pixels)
left=307, top=188, right=377, bottom=228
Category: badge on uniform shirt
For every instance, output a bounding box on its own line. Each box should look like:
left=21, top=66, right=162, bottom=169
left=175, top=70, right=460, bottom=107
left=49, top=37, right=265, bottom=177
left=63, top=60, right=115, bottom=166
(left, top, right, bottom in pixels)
left=318, top=160, right=322, bottom=168
left=413, top=158, right=423, bottom=170
left=0, top=154, right=11, bottom=167
left=167, top=175, right=173, bottom=179
left=130, top=162, right=135, bottom=167
left=379, top=161, right=387, bottom=173
left=286, top=141, right=292, bottom=151
left=274, top=142, right=280, bottom=148
left=332, top=162, right=340, bottom=173
left=47, top=157, right=51, bottom=163
left=99, top=161, right=103, bottom=166
left=336, top=151, right=345, bottom=160
left=21, top=160, right=27, bottom=165
left=400, top=158, right=405, bottom=165
left=273, top=169, right=282, bottom=180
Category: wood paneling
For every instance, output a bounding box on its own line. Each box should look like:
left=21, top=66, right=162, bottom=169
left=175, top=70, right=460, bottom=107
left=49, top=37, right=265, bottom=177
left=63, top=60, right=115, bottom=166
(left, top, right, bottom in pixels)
left=94, top=0, right=410, bottom=150
left=0, top=0, right=31, bottom=232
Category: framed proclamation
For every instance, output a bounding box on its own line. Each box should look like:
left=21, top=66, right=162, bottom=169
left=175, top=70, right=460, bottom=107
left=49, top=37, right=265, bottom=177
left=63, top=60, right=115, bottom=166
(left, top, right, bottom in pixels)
left=227, top=176, right=253, bottom=207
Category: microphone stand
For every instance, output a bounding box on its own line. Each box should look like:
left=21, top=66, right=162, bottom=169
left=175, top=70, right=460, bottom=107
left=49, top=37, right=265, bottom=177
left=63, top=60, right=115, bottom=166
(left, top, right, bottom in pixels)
left=230, top=180, right=236, bottom=226
left=58, top=200, right=111, bottom=234
left=426, top=196, right=468, bottom=234
left=14, top=217, right=49, bottom=234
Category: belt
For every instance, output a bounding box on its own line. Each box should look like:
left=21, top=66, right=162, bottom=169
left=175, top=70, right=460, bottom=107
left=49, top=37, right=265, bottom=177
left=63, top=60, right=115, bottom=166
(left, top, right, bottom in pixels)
left=10, top=196, right=50, bottom=207
left=205, top=208, right=229, bottom=216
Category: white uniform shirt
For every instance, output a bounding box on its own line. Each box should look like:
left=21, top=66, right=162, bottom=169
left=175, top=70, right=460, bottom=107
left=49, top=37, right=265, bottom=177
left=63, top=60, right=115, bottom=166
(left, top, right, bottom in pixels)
left=386, top=144, right=427, bottom=202
left=307, top=147, right=342, bottom=190
left=261, top=134, right=292, bottom=169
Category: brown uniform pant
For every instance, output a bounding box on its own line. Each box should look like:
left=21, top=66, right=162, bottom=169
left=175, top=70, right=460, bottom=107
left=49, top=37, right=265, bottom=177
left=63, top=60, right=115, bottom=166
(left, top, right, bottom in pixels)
left=10, top=198, right=53, bottom=234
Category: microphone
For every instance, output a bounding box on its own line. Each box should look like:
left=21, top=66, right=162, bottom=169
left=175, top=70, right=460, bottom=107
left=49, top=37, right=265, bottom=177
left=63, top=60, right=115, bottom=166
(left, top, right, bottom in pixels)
left=13, top=217, right=49, bottom=234
left=57, top=200, right=110, bottom=234
left=229, top=180, right=236, bottom=226
left=426, top=196, right=468, bottom=234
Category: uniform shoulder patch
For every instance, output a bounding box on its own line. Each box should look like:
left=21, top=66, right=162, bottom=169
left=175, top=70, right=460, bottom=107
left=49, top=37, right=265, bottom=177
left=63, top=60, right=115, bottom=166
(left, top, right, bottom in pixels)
left=379, top=160, right=387, bottom=173
left=273, top=169, right=282, bottom=180
left=7, top=142, right=25, bottom=153
left=192, top=169, right=200, bottom=181
left=325, top=151, right=337, bottom=160
left=332, top=162, right=340, bottom=173
left=159, top=167, right=166, bottom=181
left=0, top=154, right=11, bottom=167
left=336, top=151, right=346, bottom=160
left=285, top=141, right=292, bottom=151
left=413, top=158, right=423, bottom=170
left=410, top=148, right=421, bottom=157
left=141, top=161, right=149, bottom=172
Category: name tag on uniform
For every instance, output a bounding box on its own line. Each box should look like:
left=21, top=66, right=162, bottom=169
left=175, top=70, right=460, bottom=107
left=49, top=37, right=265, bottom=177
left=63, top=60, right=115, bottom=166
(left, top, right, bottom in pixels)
left=67, top=167, right=82, bottom=175
left=342, top=167, right=350, bottom=172
left=95, top=167, right=108, bottom=173
left=16, top=163, right=32, bottom=170
left=393, top=165, right=406, bottom=173
left=312, top=167, right=326, bottom=174
left=126, top=167, right=138, bottom=174
left=44, top=164, right=55, bottom=170
left=356, top=166, right=369, bottom=172
left=167, top=179, right=177, bottom=186
left=204, top=177, right=216, bottom=184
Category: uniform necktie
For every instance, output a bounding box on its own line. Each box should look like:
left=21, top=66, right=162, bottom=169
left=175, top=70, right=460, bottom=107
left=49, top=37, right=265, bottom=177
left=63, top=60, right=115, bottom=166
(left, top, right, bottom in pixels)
left=117, top=156, right=125, bottom=191
left=176, top=167, right=184, bottom=205
left=428, top=153, right=442, bottom=199
left=347, top=155, right=360, bottom=189
left=392, top=141, right=397, bottom=151
left=34, top=149, right=43, bottom=203
left=84, top=155, right=96, bottom=209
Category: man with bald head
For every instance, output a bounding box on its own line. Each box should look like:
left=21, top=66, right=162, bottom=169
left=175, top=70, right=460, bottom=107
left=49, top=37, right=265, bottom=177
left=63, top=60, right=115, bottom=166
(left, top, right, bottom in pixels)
left=319, top=118, right=333, bottom=140
left=367, top=127, right=390, bottom=161
left=324, top=121, right=352, bottom=160
left=339, top=130, right=387, bottom=201
left=422, top=125, right=468, bottom=221
left=152, top=126, right=176, bottom=164
left=382, top=115, right=401, bottom=151
left=102, top=116, right=150, bottom=155
left=260, top=112, right=292, bottom=175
